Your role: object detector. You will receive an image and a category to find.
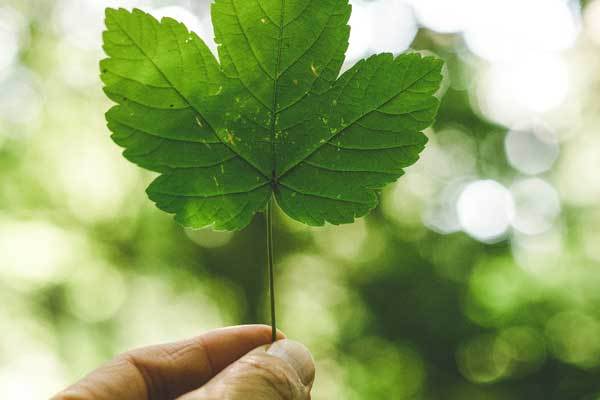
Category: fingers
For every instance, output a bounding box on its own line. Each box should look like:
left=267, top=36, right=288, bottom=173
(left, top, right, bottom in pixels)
left=177, top=340, right=315, bottom=400
left=52, top=325, right=285, bottom=400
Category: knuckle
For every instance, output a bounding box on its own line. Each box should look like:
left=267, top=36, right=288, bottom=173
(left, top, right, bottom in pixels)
left=118, top=352, right=167, bottom=399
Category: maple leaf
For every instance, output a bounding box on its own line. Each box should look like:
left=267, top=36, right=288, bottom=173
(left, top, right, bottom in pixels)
left=101, top=1, right=443, bottom=230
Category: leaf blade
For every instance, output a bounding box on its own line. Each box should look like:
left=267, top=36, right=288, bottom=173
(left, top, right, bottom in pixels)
left=102, top=8, right=269, bottom=229
left=275, top=53, right=443, bottom=225
left=101, top=3, right=444, bottom=230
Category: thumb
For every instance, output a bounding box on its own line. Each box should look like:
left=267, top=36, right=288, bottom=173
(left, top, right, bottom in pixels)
left=177, top=339, right=315, bottom=400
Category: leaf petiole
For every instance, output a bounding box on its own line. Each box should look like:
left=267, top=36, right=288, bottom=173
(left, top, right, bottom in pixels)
left=266, top=196, right=276, bottom=342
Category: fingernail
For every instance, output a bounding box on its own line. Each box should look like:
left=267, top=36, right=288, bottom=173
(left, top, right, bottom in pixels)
left=267, top=339, right=315, bottom=387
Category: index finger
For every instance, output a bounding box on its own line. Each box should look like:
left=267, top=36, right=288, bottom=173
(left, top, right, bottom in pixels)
left=53, top=325, right=285, bottom=400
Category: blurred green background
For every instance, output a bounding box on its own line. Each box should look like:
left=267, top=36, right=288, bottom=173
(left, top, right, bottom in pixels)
left=2, top=0, right=600, bottom=398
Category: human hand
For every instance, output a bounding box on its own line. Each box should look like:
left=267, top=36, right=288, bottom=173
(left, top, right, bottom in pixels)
left=52, top=325, right=314, bottom=400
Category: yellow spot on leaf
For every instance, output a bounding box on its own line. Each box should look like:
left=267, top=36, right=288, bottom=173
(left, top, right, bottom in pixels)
left=310, top=63, right=319, bottom=77
left=225, top=130, right=235, bottom=145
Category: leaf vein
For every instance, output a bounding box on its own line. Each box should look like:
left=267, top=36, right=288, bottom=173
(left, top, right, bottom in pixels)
left=278, top=60, right=440, bottom=178
left=152, top=182, right=269, bottom=198
left=230, top=0, right=277, bottom=81
left=278, top=182, right=372, bottom=205
left=110, top=14, right=270, bottom=180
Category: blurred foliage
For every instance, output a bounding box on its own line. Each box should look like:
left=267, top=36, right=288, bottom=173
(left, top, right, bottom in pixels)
left=1, top=0, right=600, bottom=399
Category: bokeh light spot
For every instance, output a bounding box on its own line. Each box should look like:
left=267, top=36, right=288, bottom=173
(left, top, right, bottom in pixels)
left=546, top=311, right=600, bottom=368
left=457, top=180, right=515, bottom=242
left=510, top=178, right=561, bottom=236
left=476, top=55, right=570, bottom=126
left=0, top=6, right=27, bottom=82
left=464, top=0, right=580, bottom=62
left=66, top=263, right=127, bottom=323
left=0, top=218, right=76, bottom=286
left=345, top=0, right=417, bottom=66
left=505, top=125, right=559, bottom=175
left=347, top=337, right=425, bottom=399
left=407, top=0, right=477, bottom=33
left=457, top=334, right=512, bottom=383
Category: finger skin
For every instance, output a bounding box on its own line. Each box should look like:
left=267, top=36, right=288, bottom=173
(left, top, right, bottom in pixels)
left=52, top=325, right=285, bottom=400
left=177, top=341, right=314, bottom=400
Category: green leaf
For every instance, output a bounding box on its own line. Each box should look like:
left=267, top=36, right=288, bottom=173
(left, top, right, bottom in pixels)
left=101, top=2, right=444, bottom=230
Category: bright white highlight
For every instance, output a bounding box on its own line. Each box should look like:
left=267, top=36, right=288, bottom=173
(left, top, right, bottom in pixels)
left=510, top=178, right=561, bottom=235
left=477, top=55, right=570, bottom=126
left=0, top=7, right=26, bottom=81
left=457, top=180, right=515, bottom=242
left=0, top=219, right=73, bottom=284
left=148, top=6, right=202, bottom=32
left=423, top=180, right=465, bottom=234
left=410, top=0, right=579, bottom=61
left=346, top=0, right=417, bottom=65
left=0, top=68, right=42, bottom=129
left=463, top=0, right=579, bottom=62
left=585, top=0, right=600, bottom=45
left=407, top=0, right=477, bottom=33
left=147, top=5, right=217, bottom=55
left=505, top=125, right=559, bottom=175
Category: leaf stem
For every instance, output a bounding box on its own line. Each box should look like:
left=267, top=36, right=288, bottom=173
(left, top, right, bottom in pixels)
left=266, top=197, right=276, bottom=342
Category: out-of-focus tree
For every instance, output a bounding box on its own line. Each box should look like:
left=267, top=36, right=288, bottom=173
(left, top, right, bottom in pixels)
left=1, top=0, right=600, bottom=398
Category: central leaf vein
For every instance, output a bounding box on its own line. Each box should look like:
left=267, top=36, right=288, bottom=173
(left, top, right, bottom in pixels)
left=269, top=0, right=286, bottom=184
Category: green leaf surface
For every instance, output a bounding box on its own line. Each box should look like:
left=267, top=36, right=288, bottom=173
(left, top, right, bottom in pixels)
left=101, top=1, right=443, bottom=230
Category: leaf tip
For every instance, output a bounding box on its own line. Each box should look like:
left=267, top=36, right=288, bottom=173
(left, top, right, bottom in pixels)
left=104, top=7, right=117, bottom=18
